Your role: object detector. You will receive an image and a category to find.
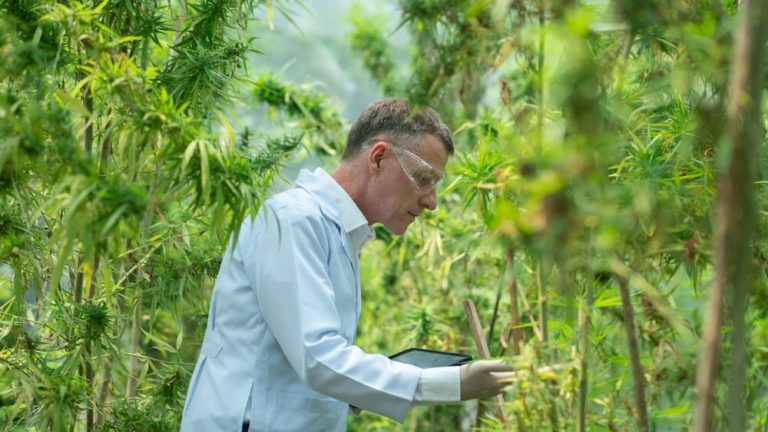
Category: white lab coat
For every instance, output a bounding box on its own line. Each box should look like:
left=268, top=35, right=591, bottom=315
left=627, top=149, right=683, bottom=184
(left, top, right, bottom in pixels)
left=181, top=169, right=423, bottom=432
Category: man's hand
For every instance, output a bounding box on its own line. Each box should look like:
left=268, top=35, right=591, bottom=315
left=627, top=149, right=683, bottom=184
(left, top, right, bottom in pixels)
left=459, top=360, right=516, bottom=400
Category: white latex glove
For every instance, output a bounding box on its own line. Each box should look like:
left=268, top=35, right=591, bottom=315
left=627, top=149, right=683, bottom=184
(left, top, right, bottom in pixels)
left=459, top=359, right=517, bottom=400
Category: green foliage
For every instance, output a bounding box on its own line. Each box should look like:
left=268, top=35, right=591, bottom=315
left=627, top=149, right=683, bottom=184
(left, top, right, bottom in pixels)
left=398, top=0, right=511, bottom=119
left=348, top=6, right=399, bottom=96
left=251, top=72, right=347, bottom=155
left=98, top=399, right=180, bottom=432
left=0, top=0, right=318, bottom=429
left=160, top=0, right=260, bottom=113
left=1, top=0, right=766, bottom=430
left=351, top=0, right=766, bottom=430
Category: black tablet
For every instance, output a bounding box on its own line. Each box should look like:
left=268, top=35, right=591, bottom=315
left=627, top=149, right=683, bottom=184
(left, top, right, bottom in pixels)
left=389, top=348, right=472, bottom=368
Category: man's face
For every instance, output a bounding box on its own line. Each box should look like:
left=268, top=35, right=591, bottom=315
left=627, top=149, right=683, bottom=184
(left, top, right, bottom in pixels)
left=369, top=134, right=450, bottom=235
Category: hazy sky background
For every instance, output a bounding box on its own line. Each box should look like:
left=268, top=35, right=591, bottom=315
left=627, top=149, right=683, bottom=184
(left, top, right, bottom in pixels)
left=247, top=0, right=411, bottom=121
left=234, top=1, right=414, bottom=184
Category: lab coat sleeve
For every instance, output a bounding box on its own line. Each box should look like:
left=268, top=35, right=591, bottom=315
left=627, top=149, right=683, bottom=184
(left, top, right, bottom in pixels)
left=245, top=204, right=422, bottom=422
left=414, top=366, right=461, bottom=405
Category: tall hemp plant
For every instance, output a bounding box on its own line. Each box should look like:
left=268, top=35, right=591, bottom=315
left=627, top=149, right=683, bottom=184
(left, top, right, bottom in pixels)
left=350, top=0, right=767, bottom=431
left=0, top=0, right=348, bottom=430
left=694, top=0, right=768, bottom=430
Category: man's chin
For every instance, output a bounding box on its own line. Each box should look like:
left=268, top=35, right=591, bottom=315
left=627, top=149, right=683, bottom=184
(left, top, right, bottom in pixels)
left=386, top=222, right=409, bottom=236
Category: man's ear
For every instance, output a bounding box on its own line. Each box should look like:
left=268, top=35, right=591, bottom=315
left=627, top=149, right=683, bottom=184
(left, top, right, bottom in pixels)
left=367, top=141, right=388, bottom=172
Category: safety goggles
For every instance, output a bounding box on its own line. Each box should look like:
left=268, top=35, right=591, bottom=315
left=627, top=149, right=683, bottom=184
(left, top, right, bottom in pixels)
left=391, top=146, right=444, bottom=192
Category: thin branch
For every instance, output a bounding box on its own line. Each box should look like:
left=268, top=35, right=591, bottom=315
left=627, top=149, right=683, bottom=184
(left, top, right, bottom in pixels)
left=515, top=270, right=544, bottom=342
left=577, top=279, right=592, bottom=432
left=617, top=273, right=649, bottom=432
left=536, top=261, right=548, bottom=342
left=506, top=250, right=522, bottom=355
left=487, top=277, right=503, bottom=352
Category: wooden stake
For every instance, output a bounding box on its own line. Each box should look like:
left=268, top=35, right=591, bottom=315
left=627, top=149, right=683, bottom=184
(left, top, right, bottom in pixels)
left=463, top=299, right=508, bottom=424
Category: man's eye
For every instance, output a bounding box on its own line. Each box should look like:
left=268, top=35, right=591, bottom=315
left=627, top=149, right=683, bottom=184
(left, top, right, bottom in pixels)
left=412, top=171, right=430, bottom=188
left=414, top=171, right=439, bottom=189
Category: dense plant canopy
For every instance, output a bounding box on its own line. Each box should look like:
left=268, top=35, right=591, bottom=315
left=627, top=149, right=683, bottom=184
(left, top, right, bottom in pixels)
left=1, top=0, right=766, bottom=431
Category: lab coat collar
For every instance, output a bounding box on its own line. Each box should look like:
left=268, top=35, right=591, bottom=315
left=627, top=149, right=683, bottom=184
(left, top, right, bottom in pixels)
left=295, top=168, right=373, bottom=251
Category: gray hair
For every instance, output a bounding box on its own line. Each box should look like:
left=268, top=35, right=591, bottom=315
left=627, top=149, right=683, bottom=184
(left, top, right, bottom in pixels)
left=342, top=98, right=454, bottom=160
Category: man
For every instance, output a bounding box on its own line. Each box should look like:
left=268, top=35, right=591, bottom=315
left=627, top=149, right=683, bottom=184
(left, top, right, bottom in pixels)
left=181, top=99, right=515, bottom=431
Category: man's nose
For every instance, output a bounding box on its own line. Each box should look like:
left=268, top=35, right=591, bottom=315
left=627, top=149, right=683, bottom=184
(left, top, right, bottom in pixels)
left=419, top=188, right=438, bottom=211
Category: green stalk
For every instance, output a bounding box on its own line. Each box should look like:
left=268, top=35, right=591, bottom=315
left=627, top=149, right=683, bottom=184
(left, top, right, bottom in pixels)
left=126, top=289, right=142, bottom=398
left=488, top=278, right=503, bottom=353
left=577, top=278, right=592, bottom=432
left=618, top=274, right=649, bottom=432
left=94, top=357, right=113, bottom=428
left=82, top=41, right=97, bottom=429
left=536, top=262, right=547, bottom=343
left=507, top=250, right=522, bottom=355
left=84, top=85, right=94, bottom=158
left=85, top=253, right=100, bottom=432
left=536, top=0, right=545, bottom=153
left=126, top=157, right=161, bottom=398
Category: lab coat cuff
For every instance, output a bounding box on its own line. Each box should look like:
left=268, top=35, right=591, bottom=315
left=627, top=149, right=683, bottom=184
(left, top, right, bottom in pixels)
left=413, top=366, right=461, bottom=405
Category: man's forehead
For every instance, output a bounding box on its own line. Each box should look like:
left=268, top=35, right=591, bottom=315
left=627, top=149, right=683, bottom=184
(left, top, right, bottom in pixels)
left=412, top=134, right=450, bottom=170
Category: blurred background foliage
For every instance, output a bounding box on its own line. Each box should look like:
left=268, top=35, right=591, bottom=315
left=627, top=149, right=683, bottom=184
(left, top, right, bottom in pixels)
left=1, top=0, right=767, bottom=431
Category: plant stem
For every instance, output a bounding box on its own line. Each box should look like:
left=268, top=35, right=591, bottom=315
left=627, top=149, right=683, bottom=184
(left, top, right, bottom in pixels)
left=536, top=0, right=545, bottom=153
left=94, top=356, right=112, bottom=428
left=74, top=269, right=83, bottom=307
left=126, top=290, right=142, bottom=399
left=126, top=155, right=161, bottom=398
left=80, top=36, right=96, bottom=426
left=577, top=279, right=592, bottom=432
left=536, top=262, right=548, bottom=343
left=617, top=274, right=649, bottom=432
left=616, top=30, right=635, bottom=92
left=488, top=278, right=503, bottom=353
left=84, top=88, right=93, bottom=158
left=85, top=253, right=100, bottom=432
left=506, top=250, right=522, bottom=355
left=99, top=110, right=113, bottom=176
left=693, top=1, right=766, bottom=430
left=86, top=351, right=94, bottom=431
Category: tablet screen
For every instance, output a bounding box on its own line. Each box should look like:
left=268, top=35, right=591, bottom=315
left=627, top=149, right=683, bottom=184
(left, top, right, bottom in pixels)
left=389, top=348, right=471, bottom=368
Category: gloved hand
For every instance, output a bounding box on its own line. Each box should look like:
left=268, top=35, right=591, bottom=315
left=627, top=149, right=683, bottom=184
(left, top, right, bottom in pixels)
left=459, top=359, right=517, bottom=400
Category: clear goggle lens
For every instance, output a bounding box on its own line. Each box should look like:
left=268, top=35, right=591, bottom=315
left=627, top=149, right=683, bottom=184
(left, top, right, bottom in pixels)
left=392, top=146, right=443, bottom=191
